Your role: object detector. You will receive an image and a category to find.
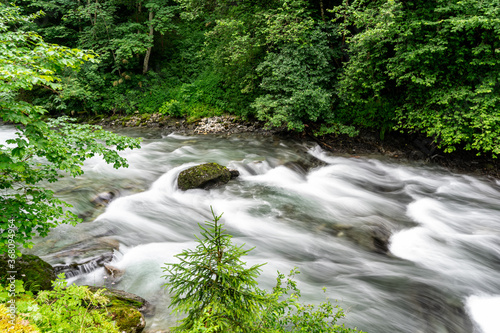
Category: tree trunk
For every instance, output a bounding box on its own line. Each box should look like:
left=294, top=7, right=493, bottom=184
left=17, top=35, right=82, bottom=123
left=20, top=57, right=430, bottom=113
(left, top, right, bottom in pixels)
left=143, top=10, right=154, bottom=74
left=94, top=0, right=98, bottom=26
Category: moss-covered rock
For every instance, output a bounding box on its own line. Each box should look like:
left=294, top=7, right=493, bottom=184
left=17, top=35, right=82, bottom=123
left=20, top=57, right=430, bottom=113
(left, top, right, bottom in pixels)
left=87, top=286, right=154, bottom=333
left=0, top=254, right=56, bottom=292
left=177, top=163, right=238, bottom=190
left=110, top=305, right=144, bottom=333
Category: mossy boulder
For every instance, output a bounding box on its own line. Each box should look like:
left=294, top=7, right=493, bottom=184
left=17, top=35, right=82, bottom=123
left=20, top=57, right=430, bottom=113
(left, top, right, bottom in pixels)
left=87, top=286, right=154, bottom=333
left=0, top=254, right=56, bottom=292
left=177, top=163, right=239, bottom=190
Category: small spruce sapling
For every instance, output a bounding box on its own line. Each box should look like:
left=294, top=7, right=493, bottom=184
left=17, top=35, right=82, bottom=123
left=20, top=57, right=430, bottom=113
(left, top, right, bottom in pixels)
left=162, top=208, right=268, bottom=332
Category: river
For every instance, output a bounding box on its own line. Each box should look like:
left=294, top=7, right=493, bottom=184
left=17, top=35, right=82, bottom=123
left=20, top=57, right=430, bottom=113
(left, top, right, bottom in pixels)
left=3, top=125, right=500, bottom=332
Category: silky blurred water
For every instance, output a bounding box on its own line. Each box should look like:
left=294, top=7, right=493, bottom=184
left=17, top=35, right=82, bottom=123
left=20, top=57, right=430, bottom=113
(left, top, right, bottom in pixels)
left=4, top=125, right=500, bottom=333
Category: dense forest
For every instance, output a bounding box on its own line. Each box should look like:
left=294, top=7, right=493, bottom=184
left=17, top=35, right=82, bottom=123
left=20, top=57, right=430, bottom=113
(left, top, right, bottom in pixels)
left=5, top=0, right=500, bottom=155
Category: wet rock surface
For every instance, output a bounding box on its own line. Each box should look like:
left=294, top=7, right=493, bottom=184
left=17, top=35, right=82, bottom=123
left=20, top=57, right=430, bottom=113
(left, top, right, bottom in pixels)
left=302, top=128, right=500, bottom=179
left=331, top=223, right=392, bottom=254
left=0, top=254, right=56, bottom=292
left=177, top=162, right=239, bottom=190
left=91, top=190, right=119, bottom=206
left=94, top=114, right=278, bottom=136
left=52, top=252, right=115, bottom=278
left=87, top=286, right=154, bottom=333
left=1, top=254, right=151, bottom=332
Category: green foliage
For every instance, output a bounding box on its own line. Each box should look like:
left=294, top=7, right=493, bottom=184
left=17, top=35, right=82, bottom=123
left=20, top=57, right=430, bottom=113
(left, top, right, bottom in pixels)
left=0, top=279, right=29, bottom=303
left=335, top=0, right=500, bottom=155
left=15, top=0, right=179, bottom=115
left=314, top=123, right=359, bottom=138
left=0, top=4, right=141, bottom=254
left=35, top=274, right=120, bottom=332
left=163, top=208, right=365, bottom=333
left=160, top=99, right=183, bottom=117
left=157, top=71, right=226, bottom=120
left=162, top=208, right=268, bottom=332
left=0, top=303, right=40, bottom=332
left=0, top=116, right=140, bottom=253
left=258, top=269, right=363, bottom=333
left=0, top=274, right=120, bottom=332
left=252, top=24, right=336, bottom=130
left=245, top=0, right=344, bottom=132
left=13, top=0, right=500, bottom=157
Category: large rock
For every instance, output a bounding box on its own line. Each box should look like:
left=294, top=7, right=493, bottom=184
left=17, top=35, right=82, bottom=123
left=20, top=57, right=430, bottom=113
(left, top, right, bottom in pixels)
left=0, top=254, right=56, bottom=292
left=177, top=163, right=239, bottom=190
left=87, top=286, right=155, bottom=333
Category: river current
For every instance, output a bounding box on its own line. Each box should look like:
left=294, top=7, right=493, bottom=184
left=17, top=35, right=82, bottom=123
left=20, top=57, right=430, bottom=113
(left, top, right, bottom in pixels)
left=2, top=125, right=500, bottom=332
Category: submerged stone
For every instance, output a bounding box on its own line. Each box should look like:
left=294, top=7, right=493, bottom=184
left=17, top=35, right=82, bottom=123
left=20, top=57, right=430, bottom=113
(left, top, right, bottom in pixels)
left=91, top=190, right=118, bottom=206
left=331, top=222, right=392, bottom=254
left=177, top=163, right=238, bottom=190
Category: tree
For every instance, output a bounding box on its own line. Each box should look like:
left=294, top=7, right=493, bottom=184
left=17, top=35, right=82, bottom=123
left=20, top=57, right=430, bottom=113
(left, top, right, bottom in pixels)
left=334, top=0, right=500, bottom=153
left=16, top=0, right=178, bottom=114
left=251, top=0, right=337, bottom=131
left=162, top=208, right=365, bottom=333
left=0, top=4, right=141, bottom=255
left=162, top=208, right=267, bottom=332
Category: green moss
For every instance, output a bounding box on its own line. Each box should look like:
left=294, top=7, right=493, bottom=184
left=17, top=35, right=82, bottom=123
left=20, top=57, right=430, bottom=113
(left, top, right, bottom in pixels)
left=178, top=163, right=231, bottom=190
left=108, top=304, right=143, bottom=333
left=106, top=298, right=142, bottom=308
left=85, top=287, right=147, bottom=333
left=0, top=254, right=55, bottom=293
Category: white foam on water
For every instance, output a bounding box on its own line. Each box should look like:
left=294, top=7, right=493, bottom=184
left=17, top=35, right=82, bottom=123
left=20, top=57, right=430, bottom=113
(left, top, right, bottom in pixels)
left=23, top=135, right=500, bottom=333
left=467, top=295, right=500, bottom=333
left=0, top=125, right=18, bottom=147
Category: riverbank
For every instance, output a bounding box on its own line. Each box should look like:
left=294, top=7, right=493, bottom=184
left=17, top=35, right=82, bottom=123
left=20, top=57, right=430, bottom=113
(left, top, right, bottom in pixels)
left=90, top=113, right=500, bottom=180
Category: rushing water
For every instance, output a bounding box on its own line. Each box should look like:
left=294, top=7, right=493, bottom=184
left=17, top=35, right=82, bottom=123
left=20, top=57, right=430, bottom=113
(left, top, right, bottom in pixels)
left=3, top=125, right=500, bottom=332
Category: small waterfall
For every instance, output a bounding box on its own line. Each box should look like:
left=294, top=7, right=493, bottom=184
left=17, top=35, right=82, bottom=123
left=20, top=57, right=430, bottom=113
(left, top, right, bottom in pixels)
left=53, top=253, right=114, bottom=278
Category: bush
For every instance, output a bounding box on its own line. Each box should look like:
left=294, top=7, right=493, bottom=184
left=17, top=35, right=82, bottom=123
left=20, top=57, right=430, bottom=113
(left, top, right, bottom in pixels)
left=259, top=269, right=363, bottom=333
left=159, top=99, right=183, bottom=117
left=0, top=275, right=120, bottom=333
left=0, top=303, right=39, bottom=332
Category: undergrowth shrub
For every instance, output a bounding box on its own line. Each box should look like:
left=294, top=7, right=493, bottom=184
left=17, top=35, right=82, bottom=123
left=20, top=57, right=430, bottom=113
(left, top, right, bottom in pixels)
left=0, top=274, right=120, bottom=333
left=0, top=303, right=39, bottom=332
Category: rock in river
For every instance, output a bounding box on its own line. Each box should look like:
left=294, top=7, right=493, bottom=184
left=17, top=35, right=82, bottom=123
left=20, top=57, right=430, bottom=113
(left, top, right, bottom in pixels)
left=87, top=286, right=154, bottom=333
left=177, top=163, right=239, bottom=190
left=331, top=222, right=392, bottom=254
left=0, top=254, right=56, bottom=292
